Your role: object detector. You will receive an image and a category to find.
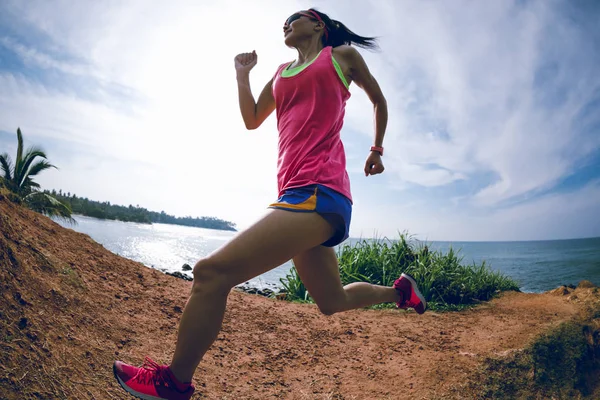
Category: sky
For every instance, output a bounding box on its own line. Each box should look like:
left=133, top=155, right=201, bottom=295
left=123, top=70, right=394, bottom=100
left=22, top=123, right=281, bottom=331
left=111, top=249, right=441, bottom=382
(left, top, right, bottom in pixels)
left=0, top=0, right=599, bottom=241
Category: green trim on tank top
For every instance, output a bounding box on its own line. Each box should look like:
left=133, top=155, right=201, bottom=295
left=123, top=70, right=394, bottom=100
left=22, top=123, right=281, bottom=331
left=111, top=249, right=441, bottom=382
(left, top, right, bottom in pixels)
left=281, top=50, right=349, bottom=90
left=281, top=50, right=323, bottom=76
left=331, top=55, right=349, bottom=89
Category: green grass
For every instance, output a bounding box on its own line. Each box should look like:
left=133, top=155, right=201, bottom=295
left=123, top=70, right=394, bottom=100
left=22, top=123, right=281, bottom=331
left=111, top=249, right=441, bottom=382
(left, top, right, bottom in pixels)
left=279, top=233, right=520, bottom=311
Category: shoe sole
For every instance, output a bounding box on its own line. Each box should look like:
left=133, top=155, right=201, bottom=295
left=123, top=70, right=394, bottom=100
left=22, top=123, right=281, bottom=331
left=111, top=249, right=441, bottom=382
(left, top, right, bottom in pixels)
left=401, top=273, right=428, bottom=314
left=113, top=363, right=165, bottom=400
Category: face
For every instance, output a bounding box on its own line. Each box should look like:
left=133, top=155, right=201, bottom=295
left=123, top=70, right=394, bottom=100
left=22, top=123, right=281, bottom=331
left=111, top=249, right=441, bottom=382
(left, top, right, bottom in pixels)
left=283, top=11, right=321, bottom=47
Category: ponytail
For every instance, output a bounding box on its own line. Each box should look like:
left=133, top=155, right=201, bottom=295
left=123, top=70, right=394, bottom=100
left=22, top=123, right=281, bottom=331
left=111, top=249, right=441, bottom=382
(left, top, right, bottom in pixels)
left=308, top=8, right=379, bottom=50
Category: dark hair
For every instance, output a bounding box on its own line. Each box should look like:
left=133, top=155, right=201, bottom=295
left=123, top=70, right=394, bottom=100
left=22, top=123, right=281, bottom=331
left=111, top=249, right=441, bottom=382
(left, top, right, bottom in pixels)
left=308, top=8, right=379, bottom=51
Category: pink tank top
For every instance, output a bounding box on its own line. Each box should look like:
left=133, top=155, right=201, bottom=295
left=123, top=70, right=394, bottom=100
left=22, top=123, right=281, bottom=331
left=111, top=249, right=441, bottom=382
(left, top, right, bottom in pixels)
left=272, top=46, right=353, bottom=202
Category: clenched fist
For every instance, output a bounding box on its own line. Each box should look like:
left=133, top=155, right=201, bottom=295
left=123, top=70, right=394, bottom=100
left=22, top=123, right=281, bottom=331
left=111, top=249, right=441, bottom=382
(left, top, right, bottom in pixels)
left=364, top=151, right=385, bottom=176
left=234, top=51, right=258, bottom=74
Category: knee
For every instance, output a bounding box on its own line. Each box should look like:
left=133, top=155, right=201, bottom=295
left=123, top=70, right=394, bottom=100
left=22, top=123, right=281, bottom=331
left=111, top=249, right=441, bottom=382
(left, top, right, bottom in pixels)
left=317, top=303, right=341, bottom=316
left=316, top=292, right=348, bottom=316
left=192, top=258, right=230, bottom=293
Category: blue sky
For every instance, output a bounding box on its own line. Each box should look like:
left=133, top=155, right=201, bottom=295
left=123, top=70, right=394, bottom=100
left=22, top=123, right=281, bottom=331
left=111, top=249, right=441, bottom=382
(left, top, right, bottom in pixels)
left=1, top=0, right=599, bottom=241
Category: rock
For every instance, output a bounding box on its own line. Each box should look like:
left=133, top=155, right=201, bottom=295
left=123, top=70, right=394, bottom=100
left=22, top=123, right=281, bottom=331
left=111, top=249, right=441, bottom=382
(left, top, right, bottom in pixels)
left=166, top=271, right=193, bottom=281
left=549, top=286, right=572, bottom=296
left=235, top=285, right=280, bottom=298
left=577, top=280, right=597, bottom=289
left=182, top=264, right=192, bottom=271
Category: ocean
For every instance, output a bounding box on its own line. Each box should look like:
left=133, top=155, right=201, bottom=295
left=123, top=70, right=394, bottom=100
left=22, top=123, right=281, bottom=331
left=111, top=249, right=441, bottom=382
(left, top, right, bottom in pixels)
left=56, top=215, right=600, bottom=293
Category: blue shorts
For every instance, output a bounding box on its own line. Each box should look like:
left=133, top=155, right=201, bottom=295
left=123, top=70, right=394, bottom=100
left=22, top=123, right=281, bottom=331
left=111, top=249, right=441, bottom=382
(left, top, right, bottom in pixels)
left=268, top=184, right=352, bottom=247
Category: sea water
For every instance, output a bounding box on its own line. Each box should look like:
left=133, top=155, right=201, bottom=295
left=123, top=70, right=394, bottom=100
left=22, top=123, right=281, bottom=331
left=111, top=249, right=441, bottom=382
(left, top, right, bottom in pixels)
left=56, top=215, right=600, bottom=293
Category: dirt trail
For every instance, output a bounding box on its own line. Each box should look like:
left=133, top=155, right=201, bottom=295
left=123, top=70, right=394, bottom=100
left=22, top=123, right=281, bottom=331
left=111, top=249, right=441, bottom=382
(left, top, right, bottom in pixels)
left=0, top=194, right=598, bottom=399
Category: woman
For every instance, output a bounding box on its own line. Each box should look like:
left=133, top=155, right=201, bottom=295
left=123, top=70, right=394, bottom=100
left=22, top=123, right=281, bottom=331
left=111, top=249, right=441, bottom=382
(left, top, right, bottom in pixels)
left=113, top=8, right=426, bottom=400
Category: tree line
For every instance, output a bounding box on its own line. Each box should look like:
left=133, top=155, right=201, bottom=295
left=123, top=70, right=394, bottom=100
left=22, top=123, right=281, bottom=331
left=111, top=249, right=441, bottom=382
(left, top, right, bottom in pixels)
left=47, top=189, right=237, bottom=231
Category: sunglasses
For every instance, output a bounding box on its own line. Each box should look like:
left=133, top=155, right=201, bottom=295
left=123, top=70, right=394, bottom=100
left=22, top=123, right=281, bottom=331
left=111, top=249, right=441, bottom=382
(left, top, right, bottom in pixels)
left=283, top=10, right=329, bottom=40
left=284, top=12, right=311, bottom=27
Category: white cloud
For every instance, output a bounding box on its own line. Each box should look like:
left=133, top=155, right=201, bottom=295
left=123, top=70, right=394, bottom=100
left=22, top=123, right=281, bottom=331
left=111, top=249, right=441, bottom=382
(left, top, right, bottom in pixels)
left=0, top=37, right=94, bottom=77
left=345, top=0, right=600, bottom=207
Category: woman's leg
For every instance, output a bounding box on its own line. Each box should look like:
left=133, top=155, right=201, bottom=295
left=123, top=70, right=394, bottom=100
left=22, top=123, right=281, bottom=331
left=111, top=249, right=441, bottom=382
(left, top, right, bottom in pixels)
left=169, top=209, right=336, bottom=382
left=293, top=245, right=400, bottom=315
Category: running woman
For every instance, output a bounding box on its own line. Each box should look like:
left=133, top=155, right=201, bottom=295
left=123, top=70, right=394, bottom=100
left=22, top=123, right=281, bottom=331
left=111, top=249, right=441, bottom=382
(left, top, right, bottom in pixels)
left=113, top=8, right=427, bottom=400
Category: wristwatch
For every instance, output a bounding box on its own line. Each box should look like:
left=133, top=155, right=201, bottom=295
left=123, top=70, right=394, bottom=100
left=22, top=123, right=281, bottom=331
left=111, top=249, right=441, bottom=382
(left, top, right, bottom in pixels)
left=370, top=146, right=384, bottom=156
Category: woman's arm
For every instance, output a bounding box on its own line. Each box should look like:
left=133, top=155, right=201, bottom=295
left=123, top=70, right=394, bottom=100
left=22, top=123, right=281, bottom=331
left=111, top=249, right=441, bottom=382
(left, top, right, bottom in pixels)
left=334, top=45, right=388, bottom=175
left=235, top=51, right=276, bottom=130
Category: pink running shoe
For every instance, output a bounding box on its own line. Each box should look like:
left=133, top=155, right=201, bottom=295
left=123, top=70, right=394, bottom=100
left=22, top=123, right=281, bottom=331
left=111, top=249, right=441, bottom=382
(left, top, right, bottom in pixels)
left=393, top=273, right=427, bottom=314
left=113, top=357, right=195, bottom=400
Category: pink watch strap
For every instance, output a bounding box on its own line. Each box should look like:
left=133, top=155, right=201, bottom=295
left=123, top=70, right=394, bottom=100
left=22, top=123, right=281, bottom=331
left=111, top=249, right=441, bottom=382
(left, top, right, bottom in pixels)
left=370, top=146, right=384, bottom=156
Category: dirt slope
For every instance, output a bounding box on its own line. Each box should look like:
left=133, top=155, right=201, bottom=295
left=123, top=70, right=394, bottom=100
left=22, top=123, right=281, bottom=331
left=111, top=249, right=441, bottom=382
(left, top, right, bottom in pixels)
left=0, top=193, right=598, bottom=399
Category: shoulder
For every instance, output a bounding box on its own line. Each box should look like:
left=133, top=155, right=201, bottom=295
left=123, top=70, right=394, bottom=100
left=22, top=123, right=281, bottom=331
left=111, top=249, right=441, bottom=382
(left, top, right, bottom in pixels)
left=276, top=61, right=292, bottom=71
left=332, top=45, right=362, bottom=62
left=272, top=62, right=291, bottom=79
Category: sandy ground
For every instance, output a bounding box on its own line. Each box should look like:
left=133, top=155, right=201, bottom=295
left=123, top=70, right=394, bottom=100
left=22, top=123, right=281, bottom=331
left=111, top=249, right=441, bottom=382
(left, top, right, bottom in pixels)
left=1, top=194, right=598, bottom=399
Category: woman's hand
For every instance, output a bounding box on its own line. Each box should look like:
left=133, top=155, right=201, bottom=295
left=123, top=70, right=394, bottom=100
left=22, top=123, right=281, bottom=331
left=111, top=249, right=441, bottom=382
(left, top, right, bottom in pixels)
left=234, top=51, right=258, bottom=74
left=364, top=151, right=385, bottom=176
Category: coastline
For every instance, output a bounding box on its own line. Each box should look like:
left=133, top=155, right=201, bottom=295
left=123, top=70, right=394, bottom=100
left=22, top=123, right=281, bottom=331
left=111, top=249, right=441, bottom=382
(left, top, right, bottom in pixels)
left=71, top=213, right=237, bottom=232
left=58, top=213, right=600, bottom=295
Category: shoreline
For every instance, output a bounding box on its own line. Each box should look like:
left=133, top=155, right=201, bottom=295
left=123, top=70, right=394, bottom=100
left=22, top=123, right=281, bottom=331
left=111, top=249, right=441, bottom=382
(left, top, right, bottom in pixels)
left=71, top=213, right=237, bottom=232
left=159, top=265, right=284, bottom=297
left=161, top=262, right=585, bottom=298
left=57, top=214, right=600, bottom=294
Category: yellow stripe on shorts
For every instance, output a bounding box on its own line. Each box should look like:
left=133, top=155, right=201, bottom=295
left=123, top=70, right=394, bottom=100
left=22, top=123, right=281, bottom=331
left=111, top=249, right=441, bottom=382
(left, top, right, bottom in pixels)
left=269, top=187, right=318, bottom=211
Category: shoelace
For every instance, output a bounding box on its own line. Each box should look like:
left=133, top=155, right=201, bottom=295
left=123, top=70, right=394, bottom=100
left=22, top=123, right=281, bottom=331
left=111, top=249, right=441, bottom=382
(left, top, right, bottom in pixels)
left=133, top=357, right=172, bottom=386
left=396, top=290, right=420, bottom=308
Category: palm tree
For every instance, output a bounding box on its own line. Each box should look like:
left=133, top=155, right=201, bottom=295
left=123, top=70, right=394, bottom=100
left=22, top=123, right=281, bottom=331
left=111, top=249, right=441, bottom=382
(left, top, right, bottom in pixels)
left=0, top=128, right=74, bottom=222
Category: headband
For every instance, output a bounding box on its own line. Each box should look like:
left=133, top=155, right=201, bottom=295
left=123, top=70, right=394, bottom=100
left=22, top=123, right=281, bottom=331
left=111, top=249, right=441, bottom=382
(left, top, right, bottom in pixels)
left=300, top=10, right=329, bottom=41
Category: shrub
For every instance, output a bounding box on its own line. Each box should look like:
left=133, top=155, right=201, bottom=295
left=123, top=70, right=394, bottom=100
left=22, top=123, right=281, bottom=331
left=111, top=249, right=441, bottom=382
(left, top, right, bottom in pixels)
left=280, top=233, right=519, bottom=311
